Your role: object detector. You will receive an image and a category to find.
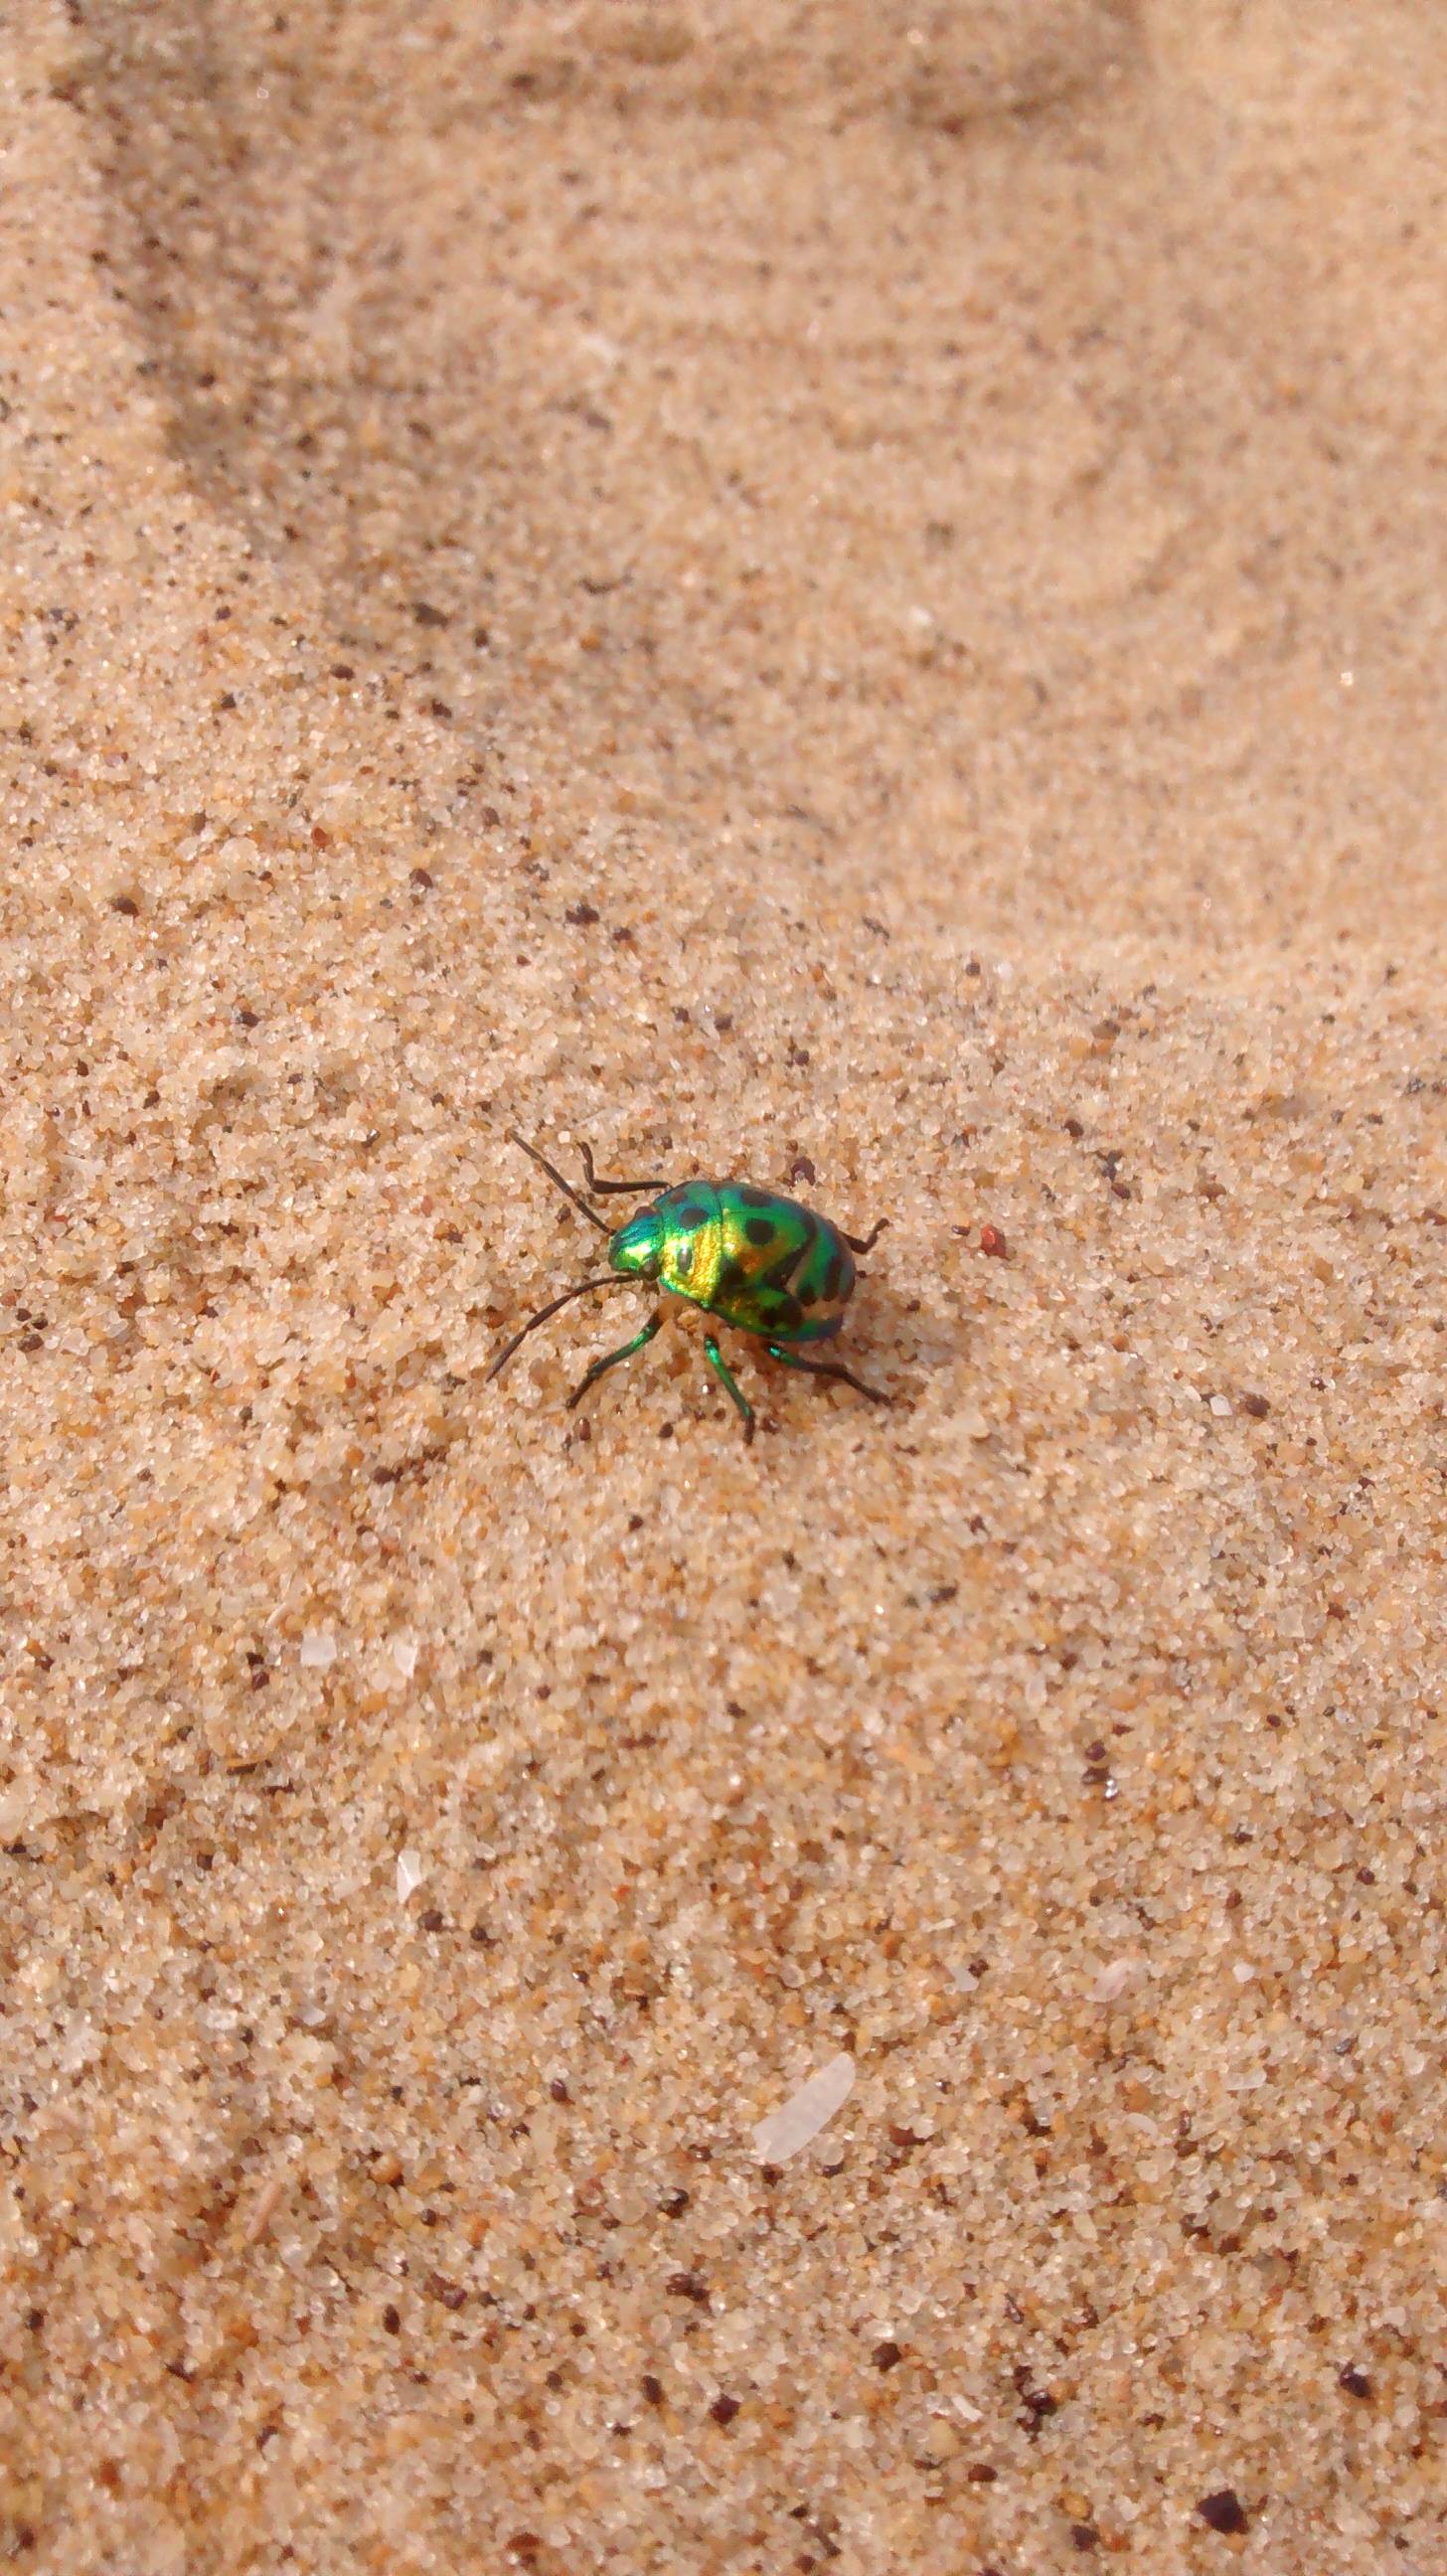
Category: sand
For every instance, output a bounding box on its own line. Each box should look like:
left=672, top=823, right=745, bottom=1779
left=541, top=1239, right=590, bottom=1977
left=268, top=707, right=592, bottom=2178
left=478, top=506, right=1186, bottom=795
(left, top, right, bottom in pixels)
left=3, top=1, right=1447, bottom=2567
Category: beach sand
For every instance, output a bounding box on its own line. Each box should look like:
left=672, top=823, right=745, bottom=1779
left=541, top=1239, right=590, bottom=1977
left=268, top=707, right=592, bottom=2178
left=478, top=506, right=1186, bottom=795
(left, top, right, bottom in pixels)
left=4, top=2, right=1447, bottom=2566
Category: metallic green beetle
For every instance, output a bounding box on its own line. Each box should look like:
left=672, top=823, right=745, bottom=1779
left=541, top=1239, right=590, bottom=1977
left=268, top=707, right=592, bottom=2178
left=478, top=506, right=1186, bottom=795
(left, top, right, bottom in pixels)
left=487, top=1134, right=891, bottom=1443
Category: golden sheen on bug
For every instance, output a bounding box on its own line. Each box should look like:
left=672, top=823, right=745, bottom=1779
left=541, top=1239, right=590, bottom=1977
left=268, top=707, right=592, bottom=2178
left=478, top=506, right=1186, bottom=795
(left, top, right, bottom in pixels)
left=487, top=1134, right=892, bottom=1444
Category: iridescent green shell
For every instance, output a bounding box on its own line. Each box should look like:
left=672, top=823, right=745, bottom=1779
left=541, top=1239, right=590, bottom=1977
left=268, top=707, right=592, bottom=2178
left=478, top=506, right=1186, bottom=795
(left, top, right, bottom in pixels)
left=608, top=1182, right=856, bottom=1344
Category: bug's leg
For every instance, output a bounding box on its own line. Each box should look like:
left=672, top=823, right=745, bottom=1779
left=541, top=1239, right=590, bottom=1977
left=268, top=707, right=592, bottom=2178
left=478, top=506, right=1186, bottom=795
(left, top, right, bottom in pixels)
left=765, top=1344, right=893, bottom=1406
left=840, top=1217, right=887, bottom=1255
left=565, top=1310, right=663, bottom=1413
left=577, top=1141, right=674, bottom=1197
left=702, top=1334, right=755, bottom=1445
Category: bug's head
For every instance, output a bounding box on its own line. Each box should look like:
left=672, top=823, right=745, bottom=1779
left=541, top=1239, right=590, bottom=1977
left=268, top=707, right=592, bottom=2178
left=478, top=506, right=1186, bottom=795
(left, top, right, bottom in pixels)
left=607, top=1207, right=665, bottom=1282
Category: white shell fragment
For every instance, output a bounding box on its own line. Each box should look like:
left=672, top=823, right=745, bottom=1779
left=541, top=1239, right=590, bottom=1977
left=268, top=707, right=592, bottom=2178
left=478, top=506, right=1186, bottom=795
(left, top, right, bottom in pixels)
left=751, top=2050, right=856, bottom=2164
left=396, top=1847, right=425, bottom=1904
left=299, top=1630, right=337, bottom=1670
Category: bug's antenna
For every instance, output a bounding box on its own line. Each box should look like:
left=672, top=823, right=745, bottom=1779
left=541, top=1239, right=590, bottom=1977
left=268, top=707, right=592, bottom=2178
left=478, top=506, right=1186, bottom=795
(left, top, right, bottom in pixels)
left=510, top=1131, right=611, bottom=1233
left=486, top=1274, right=638, bottom=1384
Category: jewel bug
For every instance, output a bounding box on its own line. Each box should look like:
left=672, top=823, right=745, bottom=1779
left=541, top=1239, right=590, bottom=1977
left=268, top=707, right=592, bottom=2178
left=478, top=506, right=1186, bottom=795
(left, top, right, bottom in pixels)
left=487, top=1133, right=891, bottom=1443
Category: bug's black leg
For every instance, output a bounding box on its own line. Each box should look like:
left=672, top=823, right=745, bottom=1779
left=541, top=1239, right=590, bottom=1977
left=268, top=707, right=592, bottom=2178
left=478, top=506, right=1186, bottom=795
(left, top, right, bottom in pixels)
left=565, top=1310, right=663, bottom=1413
left=765, top=1344, right=893, bottom=1406
left=577, top=1141, right=674, bottom=1197
left=702, top=1334, right=755, bottom=1444
left=487, top=1273, right=639, bottom=1382
left=840, top=1217, right=887, bottom=1255
left=509, top=1132, right=612, bottom=1232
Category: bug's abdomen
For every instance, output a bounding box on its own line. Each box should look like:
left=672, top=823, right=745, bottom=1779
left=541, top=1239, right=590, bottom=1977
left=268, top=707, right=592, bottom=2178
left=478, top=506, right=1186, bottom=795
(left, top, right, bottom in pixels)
left=656, top=1182, right=854, bottom=1344
left=786, top=1211, right=856, bottom=1339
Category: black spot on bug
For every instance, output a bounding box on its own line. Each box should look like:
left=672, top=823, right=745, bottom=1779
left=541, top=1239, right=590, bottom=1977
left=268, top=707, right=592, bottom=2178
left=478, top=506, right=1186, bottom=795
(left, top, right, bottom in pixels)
left=769, top=1295, right=803, bottom=1335
left=735, top=1185, right=772, bottom=1208
left=676, top=1203, right=710, bottom=1229
left=798, top=1279, right=818, bottom=1306
left=821, top=1252, right=843, bottom=1302
left=716, top=1259, right=746, bottom=1300
left=744, top=1216, right=775, bottom=1248
left=784, top=1210, right=820, bottom=1289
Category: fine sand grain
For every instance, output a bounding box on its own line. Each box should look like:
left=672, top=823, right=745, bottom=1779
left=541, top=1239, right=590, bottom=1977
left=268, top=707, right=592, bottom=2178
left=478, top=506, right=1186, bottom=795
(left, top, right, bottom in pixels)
left=4, top=4, right=1447, bottom=2569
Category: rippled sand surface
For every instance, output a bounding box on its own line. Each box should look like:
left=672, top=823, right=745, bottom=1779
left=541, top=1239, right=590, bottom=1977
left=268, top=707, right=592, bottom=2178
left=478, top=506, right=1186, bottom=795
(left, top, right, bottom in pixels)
left=5, top=5, right=1447, bottom=2567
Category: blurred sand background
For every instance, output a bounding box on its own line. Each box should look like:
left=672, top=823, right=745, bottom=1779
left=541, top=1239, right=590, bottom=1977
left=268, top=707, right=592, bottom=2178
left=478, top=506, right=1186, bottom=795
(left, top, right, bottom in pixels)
left=3, top=1, right=1447, bottom=2567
